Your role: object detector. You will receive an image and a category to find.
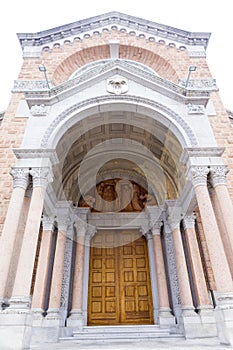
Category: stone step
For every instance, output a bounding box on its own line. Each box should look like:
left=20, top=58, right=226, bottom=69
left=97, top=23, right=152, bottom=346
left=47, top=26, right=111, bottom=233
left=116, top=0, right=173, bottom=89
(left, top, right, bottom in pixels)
left=59, top=325, right=183, bottom=344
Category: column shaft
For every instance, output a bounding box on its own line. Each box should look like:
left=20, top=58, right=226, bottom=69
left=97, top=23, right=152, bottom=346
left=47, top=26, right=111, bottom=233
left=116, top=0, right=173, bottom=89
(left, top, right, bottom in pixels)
left=183, top=218, right=211, bottom=308
left=71, top=235, right=85, bottom=311
left=31, top=228, right=54, bottom=310
left=11, top=186, right=46, bottom=301
left=195, top=184, right=233, bottom=291
left=0, top=183, right=28, bottom=300
left=172, top=227, right=194, bottom=310
left=153, top=234, right=170, bottom=309
left=47, top=229, right=67, bottom=310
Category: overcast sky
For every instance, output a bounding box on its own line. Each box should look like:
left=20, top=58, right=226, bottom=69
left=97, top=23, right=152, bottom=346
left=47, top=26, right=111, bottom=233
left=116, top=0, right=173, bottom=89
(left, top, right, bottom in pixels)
left=0, top=0, right=232, bottom=112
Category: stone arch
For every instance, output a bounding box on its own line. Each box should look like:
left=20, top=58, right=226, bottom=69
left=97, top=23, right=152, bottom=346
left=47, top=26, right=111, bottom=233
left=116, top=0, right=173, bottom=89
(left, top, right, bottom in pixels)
left=52, top=44, right=179, bottom=85
left=41, top=95, right=198, bottom=150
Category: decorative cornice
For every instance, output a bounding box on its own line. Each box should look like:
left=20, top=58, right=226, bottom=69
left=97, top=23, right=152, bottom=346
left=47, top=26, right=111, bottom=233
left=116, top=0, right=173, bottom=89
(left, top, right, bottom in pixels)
left=180, top=147, right=225, bottom=164
left=13, top=148, right=59, bottom=165
left=17, top=11, right=211, bottom=51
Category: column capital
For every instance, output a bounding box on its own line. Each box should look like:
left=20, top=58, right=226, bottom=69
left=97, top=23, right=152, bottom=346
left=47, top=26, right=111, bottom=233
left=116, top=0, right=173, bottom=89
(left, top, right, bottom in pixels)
left=210, top=165, right=229, bottom=187
left=56, top=215, right=71, bottom=232
left=10, top=167, right=29, bottom=189
left=183, top=213, right=196, bottom=230
left=151, top=222, right=163, bottom=236
left=30, top=167, right=53, bottom=188
left=74, top=218, right=87, bottom=237
left=189, top=166, right=209, bottom=188
left=42, top=214, right=54, bottom=231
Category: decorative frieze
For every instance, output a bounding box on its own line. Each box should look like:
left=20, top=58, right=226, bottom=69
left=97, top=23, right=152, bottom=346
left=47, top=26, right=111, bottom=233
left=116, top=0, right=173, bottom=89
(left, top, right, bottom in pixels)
left=179, top=79, right=218, bottom=91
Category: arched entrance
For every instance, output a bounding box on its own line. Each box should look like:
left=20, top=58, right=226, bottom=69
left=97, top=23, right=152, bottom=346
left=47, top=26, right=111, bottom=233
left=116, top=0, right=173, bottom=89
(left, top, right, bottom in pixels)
left=88, top=229, right=153, bottom=325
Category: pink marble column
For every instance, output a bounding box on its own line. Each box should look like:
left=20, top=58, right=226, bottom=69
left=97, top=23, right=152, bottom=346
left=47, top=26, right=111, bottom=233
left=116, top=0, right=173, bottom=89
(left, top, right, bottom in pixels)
left=10, top=167, right=52, bottom=309
left=171, top=222, right=195, bottom=315
left=183, top=214, right=212, bottom=312
left=152, top=225, right=172, bottom=320
left=68, top=220, right=86, bottom=326
left=0, top=168, right=29, bottom=306
left=31, top=215, right=54, bottom=315
left=191, top=166, right=233, bottom=292
left=210, top=166, right=233, bottom=277
left=46, top=218, right=68, bottom=319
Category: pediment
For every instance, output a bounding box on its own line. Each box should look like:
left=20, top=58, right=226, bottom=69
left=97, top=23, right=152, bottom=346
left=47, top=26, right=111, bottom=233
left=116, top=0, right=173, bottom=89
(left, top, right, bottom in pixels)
left=17, top=11, right=210, bottom=52
left=20, top=59, right=211, bottom=108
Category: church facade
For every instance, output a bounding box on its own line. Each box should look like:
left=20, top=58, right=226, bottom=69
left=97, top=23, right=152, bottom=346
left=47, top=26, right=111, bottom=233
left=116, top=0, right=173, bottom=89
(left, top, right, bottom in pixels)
left=0, top=12, right=233, bottom=349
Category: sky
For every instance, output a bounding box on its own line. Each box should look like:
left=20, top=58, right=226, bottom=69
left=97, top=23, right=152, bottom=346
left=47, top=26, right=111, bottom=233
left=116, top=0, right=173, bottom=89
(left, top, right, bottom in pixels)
left=0, top=0, right=232, bottom=112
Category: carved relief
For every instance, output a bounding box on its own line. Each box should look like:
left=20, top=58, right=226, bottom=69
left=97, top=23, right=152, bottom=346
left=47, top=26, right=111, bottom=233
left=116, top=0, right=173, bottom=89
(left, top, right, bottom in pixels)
left=107, top=78, right=128, bottom=94
left=78, top=179, right=157, bottom=212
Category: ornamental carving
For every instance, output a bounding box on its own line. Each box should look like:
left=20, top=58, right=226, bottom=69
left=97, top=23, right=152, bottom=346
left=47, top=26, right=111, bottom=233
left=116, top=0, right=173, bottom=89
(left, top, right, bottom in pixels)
left=10, top=168, right=29, bottom=189
left=190, top=166, right=209, bottom=187
left=210, top=165, right=229, bottom=187
left=107, top=78, right=128, bottom=94
left=30, top=104, right=49, bottom=116
left=29, top=167, right=53, bottom=188
left=187, top=103, right=205, bottom=115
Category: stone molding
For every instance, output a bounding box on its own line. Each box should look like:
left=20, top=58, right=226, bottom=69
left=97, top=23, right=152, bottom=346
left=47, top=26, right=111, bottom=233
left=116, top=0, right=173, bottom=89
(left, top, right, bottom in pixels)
left=13, top=148, right=59, bottom=166
left=189, top=166, right=209, bottom=188
left=186, top=103, right=205, bottom=115
left=10, top=167, right=29, bottom=189
left=180, top=147, right=225, bottom=164
left=210, top=165, right=229, bottom=187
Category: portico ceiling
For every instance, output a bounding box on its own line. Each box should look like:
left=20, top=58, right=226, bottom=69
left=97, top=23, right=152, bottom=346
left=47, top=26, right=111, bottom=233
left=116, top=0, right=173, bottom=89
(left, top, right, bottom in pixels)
left=52, top=110, right=185, bottom=203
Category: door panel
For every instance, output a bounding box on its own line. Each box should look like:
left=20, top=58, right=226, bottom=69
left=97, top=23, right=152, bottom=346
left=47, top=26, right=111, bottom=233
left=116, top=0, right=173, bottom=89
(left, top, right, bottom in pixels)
left=88, top=230, right=153, bottom=325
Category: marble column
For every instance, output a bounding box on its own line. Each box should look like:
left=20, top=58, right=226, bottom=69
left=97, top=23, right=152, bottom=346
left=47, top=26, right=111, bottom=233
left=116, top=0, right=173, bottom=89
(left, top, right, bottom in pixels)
left=191, top=166, right=233, bottom=292
left=67, top=219, right=86, bottom=326
left=31, top=215, right=54, bottom=318
left=0, top=168, right=29, bottom=307
left=46, top=217, right=69, bottom=321
left=9, top=167, right=52, bottom=310
left=145, top=231, right=160, bottom=324
left=151, top=224, right=174, bottom=324
left=183, top=214, right=212, bottom=313
left=171, top=222, right=196, bottom=316
left=210, top=166, right=233, bottom=277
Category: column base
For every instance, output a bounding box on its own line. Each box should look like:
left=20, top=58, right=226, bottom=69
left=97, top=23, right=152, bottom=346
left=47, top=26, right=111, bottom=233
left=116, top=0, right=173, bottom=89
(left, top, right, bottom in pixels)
left=45, top=308, right=63, bottom=326
left=213, top=291, right=233, bottom=346
left=8, top=296, right=31, bottom=312
left=182, top=305, right=217, bottom=339
left=67, top=309, right=85, bottom=327
left=158, top=307, right=175, bottom=325
left=0, top=311, right=32, bottom=350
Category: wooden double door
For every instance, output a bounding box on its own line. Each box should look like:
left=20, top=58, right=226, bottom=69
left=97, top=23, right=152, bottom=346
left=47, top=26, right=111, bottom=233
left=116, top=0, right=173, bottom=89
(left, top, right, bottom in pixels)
left=88, top=229, right=154, bottom=325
